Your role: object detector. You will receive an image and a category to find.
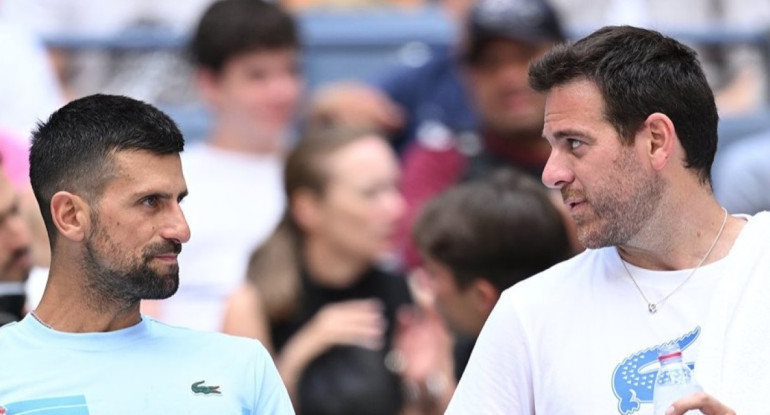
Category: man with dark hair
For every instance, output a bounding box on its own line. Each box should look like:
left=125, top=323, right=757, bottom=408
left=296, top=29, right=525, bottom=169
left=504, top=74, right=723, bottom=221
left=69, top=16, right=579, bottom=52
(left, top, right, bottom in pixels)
left=152, top=0, right=303, bottom=330
left=396, top=168, right=571, bottom=412
left=394, top=0, right=568, bottom=268
left=0, top=94, right=293, bottom=414
left=447, top=26, right=770, bottom=415
left=414, top=168, right=571, bottom=337
left=0, top=152, right=32, bottom=325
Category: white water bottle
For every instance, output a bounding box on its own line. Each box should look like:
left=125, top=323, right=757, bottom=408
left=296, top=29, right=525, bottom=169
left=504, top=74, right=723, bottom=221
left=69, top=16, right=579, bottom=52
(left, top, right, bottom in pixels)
left=652, top=342, right=703, bottom=415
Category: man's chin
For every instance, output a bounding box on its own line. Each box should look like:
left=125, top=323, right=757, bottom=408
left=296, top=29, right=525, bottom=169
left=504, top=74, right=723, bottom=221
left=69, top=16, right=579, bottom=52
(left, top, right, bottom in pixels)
left=141, top=273, right=179, bottom=300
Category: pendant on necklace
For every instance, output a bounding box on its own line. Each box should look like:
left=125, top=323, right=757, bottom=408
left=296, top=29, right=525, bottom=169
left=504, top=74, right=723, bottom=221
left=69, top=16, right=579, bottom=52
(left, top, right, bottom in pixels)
left=648, top=303, right=658, bottom=314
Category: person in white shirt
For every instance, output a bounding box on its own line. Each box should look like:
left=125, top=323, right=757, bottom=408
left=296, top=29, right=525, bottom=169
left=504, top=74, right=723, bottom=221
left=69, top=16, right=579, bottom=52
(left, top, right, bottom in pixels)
left=446, top=25, right=768, bottom=415
left=147, top=0, right=304, bottom=331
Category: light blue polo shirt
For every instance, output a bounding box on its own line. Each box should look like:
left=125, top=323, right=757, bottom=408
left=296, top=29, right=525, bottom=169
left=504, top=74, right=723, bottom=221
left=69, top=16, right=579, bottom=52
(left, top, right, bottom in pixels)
left=0, top=314, right=294, bottom=414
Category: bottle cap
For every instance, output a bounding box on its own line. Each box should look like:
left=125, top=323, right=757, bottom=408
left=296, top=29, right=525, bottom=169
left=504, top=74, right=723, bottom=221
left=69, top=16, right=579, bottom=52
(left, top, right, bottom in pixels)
left=657, top=342, right=683, bottom=362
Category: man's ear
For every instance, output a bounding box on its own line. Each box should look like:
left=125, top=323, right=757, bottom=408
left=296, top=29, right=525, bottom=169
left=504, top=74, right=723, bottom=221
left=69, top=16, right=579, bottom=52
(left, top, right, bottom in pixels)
left=50, top=191, right=92, bottom=242
left=470, top=278, right=501, bottom=315
left=642, top=112, right=677, bottom=172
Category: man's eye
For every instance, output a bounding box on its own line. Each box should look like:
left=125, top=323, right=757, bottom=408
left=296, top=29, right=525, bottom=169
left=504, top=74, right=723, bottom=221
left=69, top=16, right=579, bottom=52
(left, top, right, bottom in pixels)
left=568, top=139, right=582, bottom=149
left=142, top=196, right=158, bottom=207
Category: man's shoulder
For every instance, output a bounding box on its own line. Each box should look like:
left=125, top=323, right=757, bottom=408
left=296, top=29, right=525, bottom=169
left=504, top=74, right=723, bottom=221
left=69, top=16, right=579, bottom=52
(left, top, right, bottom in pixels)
left=748, top=210, right=770, bottom=226
left=0, top=319, right=22, bottom=346
left=506, top=248, right=613, bottom=299
left=491, top=248, right=616, bottom=336
left=145, top=318, right=268, bottom=357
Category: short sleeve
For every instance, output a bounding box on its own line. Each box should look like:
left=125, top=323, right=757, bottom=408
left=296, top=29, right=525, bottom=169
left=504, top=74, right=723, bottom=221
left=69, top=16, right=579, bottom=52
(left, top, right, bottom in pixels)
left=445, top=289, right=535, bottom=415
left=251, top=341, right=295, bottom=415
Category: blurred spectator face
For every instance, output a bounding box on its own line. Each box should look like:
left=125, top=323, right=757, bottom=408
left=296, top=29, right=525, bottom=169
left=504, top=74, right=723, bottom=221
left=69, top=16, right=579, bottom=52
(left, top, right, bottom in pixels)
left=202, top=48, right=303, bottom=143
left=0, top=169, right=31, bottom=282
left=305, top=136, right=405, bottom=263
left=467, top=39, right=554, bottom=136
left=422, top=256, right=486, bottom=337
left=81, top=151, right=190, bottom=300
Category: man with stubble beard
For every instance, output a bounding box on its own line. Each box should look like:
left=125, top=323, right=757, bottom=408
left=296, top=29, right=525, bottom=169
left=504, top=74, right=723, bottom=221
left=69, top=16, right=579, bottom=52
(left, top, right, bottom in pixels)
left=0, top=94, right=293, bottom=415
left=448, top=26, right=770, bottom=415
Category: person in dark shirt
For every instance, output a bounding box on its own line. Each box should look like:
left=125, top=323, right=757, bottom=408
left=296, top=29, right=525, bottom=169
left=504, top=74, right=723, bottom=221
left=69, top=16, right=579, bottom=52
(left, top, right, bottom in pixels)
left=223, top=126, right=411, bottom=414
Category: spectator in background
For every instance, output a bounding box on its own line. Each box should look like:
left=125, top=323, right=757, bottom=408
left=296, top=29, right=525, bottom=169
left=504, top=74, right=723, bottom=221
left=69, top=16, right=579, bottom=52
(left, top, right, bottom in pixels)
left=307, top=0, right=477, bottom=152
left=145, top=0, right=304, bottom=331
left=395, top=0, right=568, bottom=267
left=309, top=0, right=572, bottom=269
left=0, top=94, right=293, bottom=413
left=1, top=129, right=51, bottom=315
left=222, top=127, right=410, bottom=414
left=0, top=151, right=33, bottom=326
left=392, top=168, right=572, bottom=413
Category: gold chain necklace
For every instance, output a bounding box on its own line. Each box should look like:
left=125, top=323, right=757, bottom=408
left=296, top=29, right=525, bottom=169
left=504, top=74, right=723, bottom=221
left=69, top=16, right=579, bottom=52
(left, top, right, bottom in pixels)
left=618, top=207, right=728, bottom=314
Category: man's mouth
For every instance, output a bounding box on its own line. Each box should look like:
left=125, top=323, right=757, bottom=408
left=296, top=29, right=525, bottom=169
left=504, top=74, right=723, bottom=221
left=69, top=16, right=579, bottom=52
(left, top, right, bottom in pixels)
left=154, top=253, right=178, bottom=262
left=567, top=200, right=583, bottom=209
left=146, top=241, right=182, bottom=262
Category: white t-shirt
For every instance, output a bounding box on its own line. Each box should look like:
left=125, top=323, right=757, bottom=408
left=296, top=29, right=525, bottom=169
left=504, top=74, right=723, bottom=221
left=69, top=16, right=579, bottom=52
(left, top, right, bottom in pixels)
left=163, top=144, right=285, bottom=331
left=447, top=213, right=767, bottom=415
left=0, top=315, right=294, bottom=414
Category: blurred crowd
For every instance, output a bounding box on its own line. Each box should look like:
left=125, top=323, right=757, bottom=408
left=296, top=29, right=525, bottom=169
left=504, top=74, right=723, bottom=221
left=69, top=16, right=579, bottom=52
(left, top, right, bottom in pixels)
left=2, top=0, right=770, bottom=413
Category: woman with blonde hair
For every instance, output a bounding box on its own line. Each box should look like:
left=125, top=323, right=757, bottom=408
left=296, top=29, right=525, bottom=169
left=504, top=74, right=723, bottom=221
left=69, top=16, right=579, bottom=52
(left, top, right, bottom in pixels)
left=223, top=126, right=411, bottom=415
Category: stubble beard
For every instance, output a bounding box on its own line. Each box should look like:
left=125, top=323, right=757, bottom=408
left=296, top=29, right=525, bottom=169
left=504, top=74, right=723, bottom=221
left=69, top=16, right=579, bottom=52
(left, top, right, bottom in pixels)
left=569, top=149, right=666, bottom=249
left=81, top=222, right=180, bottom=312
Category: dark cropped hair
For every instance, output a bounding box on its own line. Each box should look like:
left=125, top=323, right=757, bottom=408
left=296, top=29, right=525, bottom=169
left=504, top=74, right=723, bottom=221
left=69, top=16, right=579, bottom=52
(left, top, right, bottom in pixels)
left=30, top=94, right=184, bottom=243
left=190, top=0, right=299, bottom=73
left=528, top=25, right=719, bottom=184
left=414, top=168, right=571, bottom=292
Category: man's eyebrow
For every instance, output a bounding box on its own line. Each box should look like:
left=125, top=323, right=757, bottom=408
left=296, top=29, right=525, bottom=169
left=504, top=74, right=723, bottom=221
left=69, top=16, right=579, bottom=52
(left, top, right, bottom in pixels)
left=552, top=129, right=591, bottom=140
left=131, top=190, right=187, bottom=201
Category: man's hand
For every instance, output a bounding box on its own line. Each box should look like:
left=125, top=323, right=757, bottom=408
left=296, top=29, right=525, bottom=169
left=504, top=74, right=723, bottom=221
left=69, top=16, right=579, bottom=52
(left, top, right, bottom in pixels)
left=666, top=392, right=736, bottom=415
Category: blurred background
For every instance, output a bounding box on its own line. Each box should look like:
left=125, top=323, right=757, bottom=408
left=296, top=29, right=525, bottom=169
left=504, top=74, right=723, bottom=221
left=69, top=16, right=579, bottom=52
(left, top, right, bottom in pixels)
left=3, top=0, right=770, bottom=144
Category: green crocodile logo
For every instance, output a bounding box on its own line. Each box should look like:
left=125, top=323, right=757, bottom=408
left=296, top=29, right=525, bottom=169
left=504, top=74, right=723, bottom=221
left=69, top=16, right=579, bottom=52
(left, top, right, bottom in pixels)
left=191, top=380, right=221, bottom=395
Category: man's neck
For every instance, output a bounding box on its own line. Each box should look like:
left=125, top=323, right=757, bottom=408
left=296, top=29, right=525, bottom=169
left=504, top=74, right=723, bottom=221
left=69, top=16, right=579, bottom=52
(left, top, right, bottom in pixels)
left=617, top=191, right=746, bottom=271
left=33, top=263, right=142, bottom=333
